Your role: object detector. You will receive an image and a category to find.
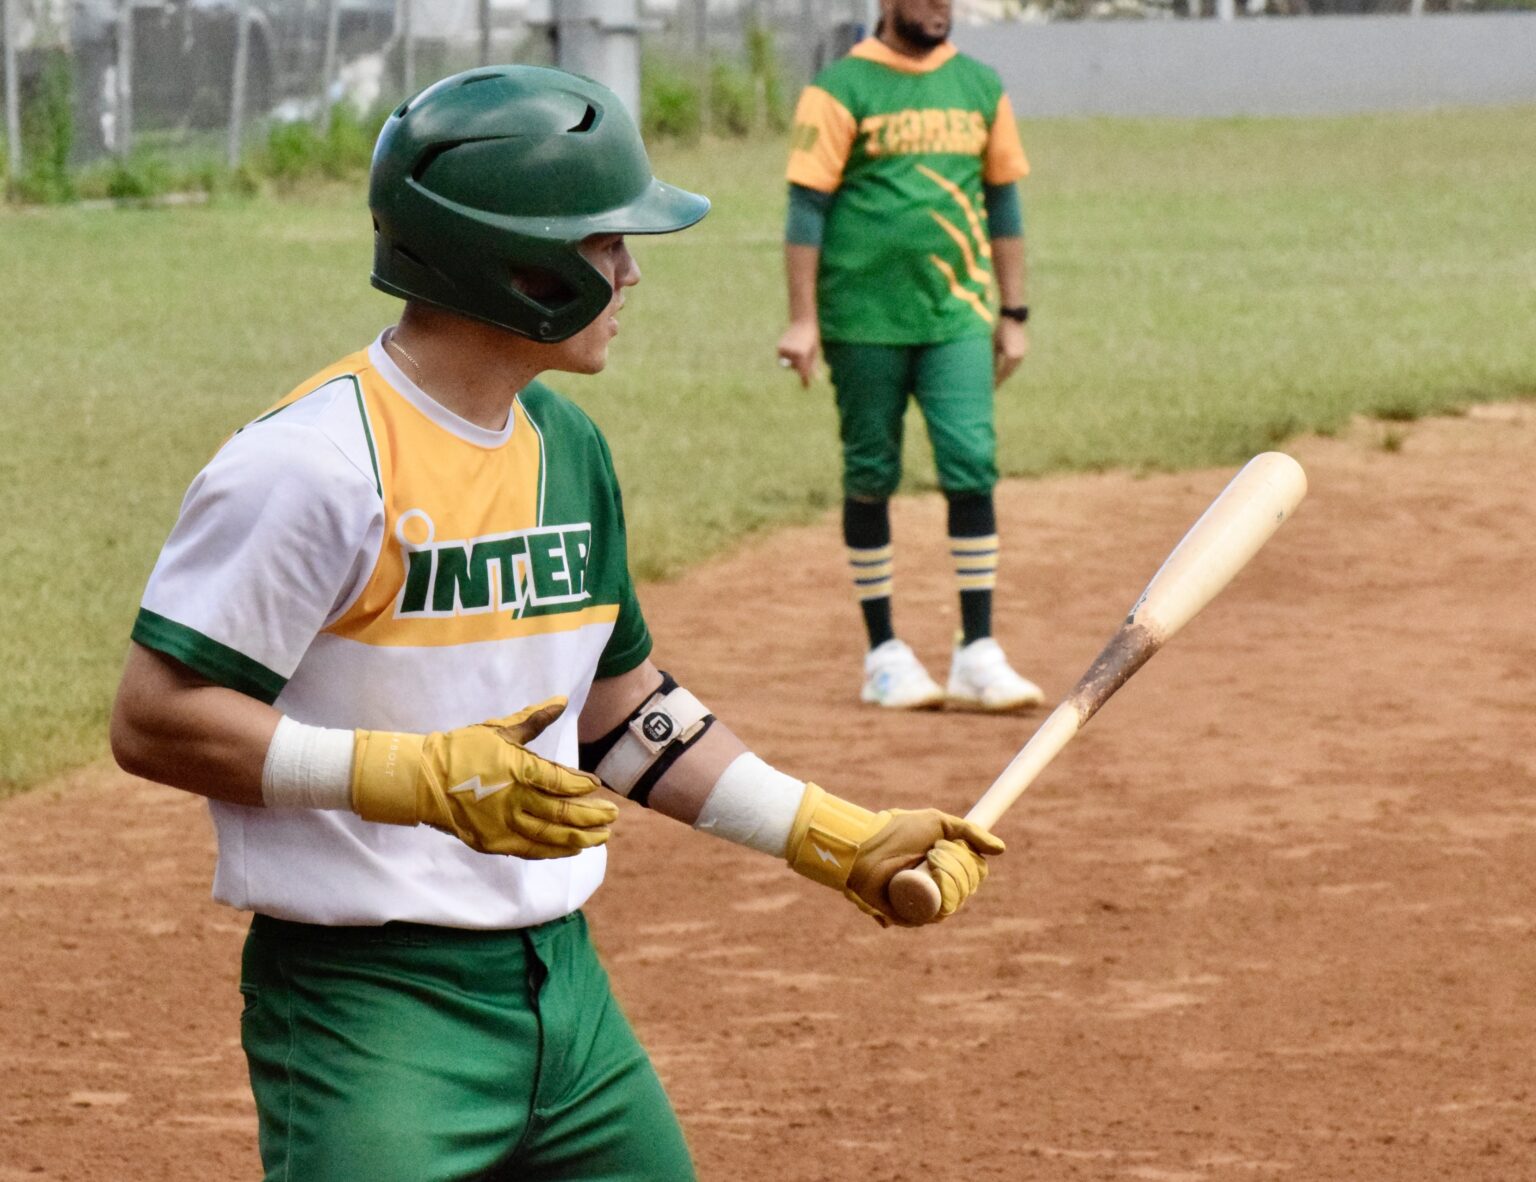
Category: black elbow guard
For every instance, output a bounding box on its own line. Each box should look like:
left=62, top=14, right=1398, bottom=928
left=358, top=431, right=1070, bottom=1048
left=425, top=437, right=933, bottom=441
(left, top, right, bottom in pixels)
left=578, top=672, right=715, bottom=808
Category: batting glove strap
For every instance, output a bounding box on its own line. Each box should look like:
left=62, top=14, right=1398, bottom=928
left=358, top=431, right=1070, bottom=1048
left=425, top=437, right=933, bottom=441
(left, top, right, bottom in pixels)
left=351, top=729, right=428, bottom=826
left=785, top=783, right=885, bottom=890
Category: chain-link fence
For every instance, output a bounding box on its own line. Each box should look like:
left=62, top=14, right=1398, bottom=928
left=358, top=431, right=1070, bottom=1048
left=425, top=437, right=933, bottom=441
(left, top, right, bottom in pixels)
left=0, top=0, right=869, bottom=183
left=3, top=0, right=1530, bottom=188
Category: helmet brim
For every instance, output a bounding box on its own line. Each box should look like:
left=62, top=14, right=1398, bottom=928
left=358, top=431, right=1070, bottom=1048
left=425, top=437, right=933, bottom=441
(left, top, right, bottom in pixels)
left=585, top=178, right=710, bottom=238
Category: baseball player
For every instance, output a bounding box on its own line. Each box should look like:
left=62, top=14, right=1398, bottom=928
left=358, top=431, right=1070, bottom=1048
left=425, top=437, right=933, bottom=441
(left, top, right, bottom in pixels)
left=777, top=0, right=1044, bottom=713
left=110, top=66, right=1004, bottom=1182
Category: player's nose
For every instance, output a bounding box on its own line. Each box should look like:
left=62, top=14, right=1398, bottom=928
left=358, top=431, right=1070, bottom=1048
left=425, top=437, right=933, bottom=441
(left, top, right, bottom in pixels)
left=617, top=245, right=641, bottom=289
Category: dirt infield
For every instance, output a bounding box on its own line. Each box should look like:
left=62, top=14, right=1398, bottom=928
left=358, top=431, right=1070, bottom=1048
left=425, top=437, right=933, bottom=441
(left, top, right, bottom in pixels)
left=3, top=406, right=1533, bottom=1181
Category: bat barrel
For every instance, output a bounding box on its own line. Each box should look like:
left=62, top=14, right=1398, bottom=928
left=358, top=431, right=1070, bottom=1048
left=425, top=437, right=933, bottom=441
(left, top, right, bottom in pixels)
left=1127, top=451, right=1307, bottom=641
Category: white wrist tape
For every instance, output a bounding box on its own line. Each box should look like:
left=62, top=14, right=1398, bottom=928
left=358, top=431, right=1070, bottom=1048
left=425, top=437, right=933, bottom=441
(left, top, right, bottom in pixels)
left=261, top=716, right=354, bottom=811
left=594, top=685, right=712, bottom=799
left=692, top=753, right=807, bottom=858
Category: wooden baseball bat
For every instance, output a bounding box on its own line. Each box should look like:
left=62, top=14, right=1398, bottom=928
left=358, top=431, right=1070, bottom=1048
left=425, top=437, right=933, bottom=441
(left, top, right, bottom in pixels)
left=887, top=451, right=1309, bottom=924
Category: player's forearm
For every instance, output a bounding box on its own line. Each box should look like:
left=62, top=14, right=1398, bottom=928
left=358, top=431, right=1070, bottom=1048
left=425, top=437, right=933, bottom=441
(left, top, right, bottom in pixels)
left=573, top=658, right=1004, bottom=925
left=111, top=642, right=280, bottom=807
left=992, top=236, right=1027, bottom=309
left=784, top=243, right=820, bottom=326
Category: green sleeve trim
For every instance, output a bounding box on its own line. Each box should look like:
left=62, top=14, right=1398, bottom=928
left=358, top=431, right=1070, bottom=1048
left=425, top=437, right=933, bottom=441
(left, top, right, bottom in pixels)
left=786, top=183, right=832, bottom=247
left=131, top=609, right=287, bottom=704
left=348, top=376, right=383, bottom=497
left=596, top=626, right=653, bottom=682
left=984, top=182, right=1023, bottom=238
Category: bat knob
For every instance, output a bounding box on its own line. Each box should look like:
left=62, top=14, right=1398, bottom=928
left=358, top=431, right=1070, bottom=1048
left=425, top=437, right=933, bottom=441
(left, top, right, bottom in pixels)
left=888, top=867, right=943, bottom=924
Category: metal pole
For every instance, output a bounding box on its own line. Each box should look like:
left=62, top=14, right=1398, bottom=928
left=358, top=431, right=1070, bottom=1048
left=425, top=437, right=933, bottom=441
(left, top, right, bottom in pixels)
left=478, top=0, right=491, bottom=65
left=553, top=0, right=639, bottom=119
left=319, top=0, right=340, bottom=131
left=3, top=0, right=21, bottom=182
left=115, top=0, right=134, bottom=156
left=227, top=0, right=252, bottom=168
left=401, top=0, right=415, bottom=95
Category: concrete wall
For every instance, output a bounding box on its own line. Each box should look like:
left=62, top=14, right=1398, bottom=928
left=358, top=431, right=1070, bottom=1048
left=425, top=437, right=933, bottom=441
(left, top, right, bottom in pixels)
left=951, top=15, right=1536, bottom=117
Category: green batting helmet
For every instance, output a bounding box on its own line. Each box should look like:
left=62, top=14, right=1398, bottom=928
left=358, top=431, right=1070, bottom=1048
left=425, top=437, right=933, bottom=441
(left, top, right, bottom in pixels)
left=369, top=65, right=709, bottom=342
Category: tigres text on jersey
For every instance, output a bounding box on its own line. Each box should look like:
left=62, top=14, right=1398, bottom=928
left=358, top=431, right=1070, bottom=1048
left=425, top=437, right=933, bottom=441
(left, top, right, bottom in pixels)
left=787, top=38, right=1029, bottom=346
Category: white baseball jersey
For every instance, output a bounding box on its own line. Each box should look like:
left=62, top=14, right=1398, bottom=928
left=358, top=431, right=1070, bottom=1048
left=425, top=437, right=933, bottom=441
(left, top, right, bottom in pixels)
left=133, top=334, right=650, bottom=928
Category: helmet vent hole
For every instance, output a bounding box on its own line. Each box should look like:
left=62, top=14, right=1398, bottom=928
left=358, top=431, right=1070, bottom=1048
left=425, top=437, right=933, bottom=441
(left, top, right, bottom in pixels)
left=568, top=105, right=598, bottom=134
left=412, top=143, right=455, bottom=183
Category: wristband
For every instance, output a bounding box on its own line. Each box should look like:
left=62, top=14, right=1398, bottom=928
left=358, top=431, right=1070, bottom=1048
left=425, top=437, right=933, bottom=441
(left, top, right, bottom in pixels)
left=999, top=305, right=1029, bottom=323
left=692, top=753, right=806, bottom=857
left=261, top=716, right=355, bottom=811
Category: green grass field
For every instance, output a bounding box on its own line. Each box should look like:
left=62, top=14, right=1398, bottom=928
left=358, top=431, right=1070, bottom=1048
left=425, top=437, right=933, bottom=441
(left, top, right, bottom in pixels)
left=3, top=107, right=1534, bottom=794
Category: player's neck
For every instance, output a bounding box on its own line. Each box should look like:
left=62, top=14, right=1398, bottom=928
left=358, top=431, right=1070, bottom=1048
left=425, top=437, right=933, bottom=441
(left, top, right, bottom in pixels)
left=386, top=310, right=539, bottom=430
left=877, top=29, right=944, bottom=59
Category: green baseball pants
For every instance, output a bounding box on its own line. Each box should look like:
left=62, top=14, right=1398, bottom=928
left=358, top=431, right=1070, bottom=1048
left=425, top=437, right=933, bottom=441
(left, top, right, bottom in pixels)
left=823, top=336, right=998, bottom=499
left=239, top=911, right=696, bottom=1182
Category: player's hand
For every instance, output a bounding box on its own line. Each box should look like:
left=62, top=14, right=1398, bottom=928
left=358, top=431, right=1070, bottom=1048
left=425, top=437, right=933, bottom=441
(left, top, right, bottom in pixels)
left=785, top=784, right=1004, bottom=927
left=848, top=810, right=1004, bottom=926
left=994, top=318, right=1029, bottom=384
left=776, top=320, right=820, bottom=388
left=351, top=698, right=617, bottom=858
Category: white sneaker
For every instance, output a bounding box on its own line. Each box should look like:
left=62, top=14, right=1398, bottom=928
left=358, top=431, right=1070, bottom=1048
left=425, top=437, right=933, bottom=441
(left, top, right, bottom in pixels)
left=861, top=639, right=945, bottom=710
left=947, top=637, right=1045, bottom=712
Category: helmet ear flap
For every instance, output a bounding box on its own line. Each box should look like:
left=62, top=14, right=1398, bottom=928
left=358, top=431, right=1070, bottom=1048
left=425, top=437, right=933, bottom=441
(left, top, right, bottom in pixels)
left=501, top=238, right=616, bottom=342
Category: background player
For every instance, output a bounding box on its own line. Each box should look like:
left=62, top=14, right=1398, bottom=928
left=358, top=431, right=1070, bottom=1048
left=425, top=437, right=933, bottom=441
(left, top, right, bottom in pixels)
left=777, top=0, right=1043, bottom=713
left=109, top=66, right=1004, bottom=1181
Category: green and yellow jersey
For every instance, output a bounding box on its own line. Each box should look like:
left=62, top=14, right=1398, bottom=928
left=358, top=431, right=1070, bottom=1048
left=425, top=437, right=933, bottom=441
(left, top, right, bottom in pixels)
left=132, top=335, right=647, bottom=928
left=787, top=38, right=1028, bottom=345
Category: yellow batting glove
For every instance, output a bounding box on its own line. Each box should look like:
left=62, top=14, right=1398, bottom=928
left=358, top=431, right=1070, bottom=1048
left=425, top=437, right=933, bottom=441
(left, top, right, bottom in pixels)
left=925, top=839, right=994, bottom=921
left=784, top=783, right=1004, bottom=927
left=351, top=697, right=617, bottom=858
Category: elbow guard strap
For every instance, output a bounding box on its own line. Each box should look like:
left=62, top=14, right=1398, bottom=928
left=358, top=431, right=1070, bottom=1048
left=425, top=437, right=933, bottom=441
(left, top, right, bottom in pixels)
left=580, top=672, right=714, bottom=807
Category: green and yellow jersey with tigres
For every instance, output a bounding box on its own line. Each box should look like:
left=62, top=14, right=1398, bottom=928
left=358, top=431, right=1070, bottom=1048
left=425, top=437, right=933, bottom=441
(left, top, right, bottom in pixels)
left=132, top=335, right=646, bottom=929
left=786, top=38, right=1029, bottom=345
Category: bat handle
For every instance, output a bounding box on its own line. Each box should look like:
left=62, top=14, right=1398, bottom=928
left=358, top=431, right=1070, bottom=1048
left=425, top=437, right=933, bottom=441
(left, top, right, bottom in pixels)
left=883, top=704, right=1085, bottom=926
left=888, top=866, right=944, bottom=924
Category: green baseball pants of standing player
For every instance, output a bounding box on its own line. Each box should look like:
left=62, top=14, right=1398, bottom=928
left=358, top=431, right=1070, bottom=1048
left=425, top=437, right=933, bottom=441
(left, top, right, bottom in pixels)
left=824, top=336, right=998, bottom=498
left=240, top=912, right=696, bottom=1181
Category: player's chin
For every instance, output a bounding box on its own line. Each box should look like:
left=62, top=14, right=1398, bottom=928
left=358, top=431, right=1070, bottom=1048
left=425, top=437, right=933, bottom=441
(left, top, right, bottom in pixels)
left=568, top=343, right=611, bottom=376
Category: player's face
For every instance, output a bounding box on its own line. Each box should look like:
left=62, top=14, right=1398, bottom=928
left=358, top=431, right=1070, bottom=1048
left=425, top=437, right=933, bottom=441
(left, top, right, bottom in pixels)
left=885, top=0, right=951, bottom=49
left=553, top=234, right=640, bottom=376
